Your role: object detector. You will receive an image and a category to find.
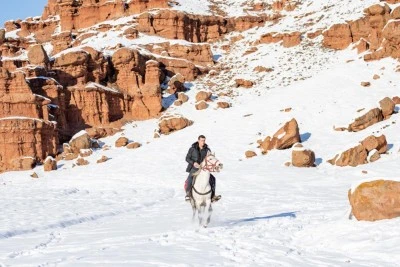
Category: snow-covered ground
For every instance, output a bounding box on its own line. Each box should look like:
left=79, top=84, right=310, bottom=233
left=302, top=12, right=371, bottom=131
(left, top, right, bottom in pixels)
left=1, top=52, right=400, bottom=265
left=1, top=0, right=400, bottom=266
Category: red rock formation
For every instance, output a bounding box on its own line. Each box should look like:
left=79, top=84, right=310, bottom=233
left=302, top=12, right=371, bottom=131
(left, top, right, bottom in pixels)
left=258, top=31, right=302, bottom=47
left=349, top=180, right=400, bottom=221
left=53, top=49, right=90, bottom=87
left=145, top=42, right=214, bottom=66
left=272, top=0, right=298, bottom=11
left=51, top=31, right=73, bottom=55
left=18, top=18, right=59, bottom=43
left=322, top=3, right=400, bottom=61
left=111, top=47, right=147, bottom=96
left=322, top=24, right=352, bottom=50
left=45, top=0, right=169, bottom=32
left=0, top=118, right=58, bottom=172
left=67, top=83, right=128, bottom=130
left=137, top=10, right=278, bottom=43
left=0, top=70, right=50, bottom=120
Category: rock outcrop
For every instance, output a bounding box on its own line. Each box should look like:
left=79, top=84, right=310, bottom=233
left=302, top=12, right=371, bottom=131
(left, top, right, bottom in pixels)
left=328, top=135, right=387, bottom=167
left=257, top=31, right=302, bottom=47
left=323, top=3, right=400, bottom=61
left=348, top=97, right=395, bottom=132
left=0, top=118, right=57, bottom=172
left=158, top=115, right=193, bottom=135
left=260, top=118, right=301, bottom=153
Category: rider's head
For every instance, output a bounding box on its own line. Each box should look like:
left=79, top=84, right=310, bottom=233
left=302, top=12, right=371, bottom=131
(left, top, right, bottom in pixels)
left=198, top=135, right=206, bottom=148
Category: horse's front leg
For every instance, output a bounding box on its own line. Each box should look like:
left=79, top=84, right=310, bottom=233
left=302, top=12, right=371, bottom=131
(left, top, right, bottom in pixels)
left=198, top=204, right=205, bottom=226
left=191, top=201, right=197, bottom=223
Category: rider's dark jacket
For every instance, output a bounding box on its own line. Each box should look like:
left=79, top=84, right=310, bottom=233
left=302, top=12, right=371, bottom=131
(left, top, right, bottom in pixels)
left=185, top=142, right=211, bottom=172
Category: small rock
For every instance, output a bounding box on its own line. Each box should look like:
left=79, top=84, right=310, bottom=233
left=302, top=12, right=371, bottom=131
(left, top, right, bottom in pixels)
left=76, top=158, right=89, bottom=166
left=126, top=142, right=141, bottom=149
left=195, top=101, right=208, bottom=110
left=195, top=91, right=212, bottom=102
left=361, top=81, right=371, bottom=87
left=79, top=149, right=93, bottom=157
left=217, top=102, right=231, bottom=109
left=174, top=100, right=183, bottom=106
left=97, top=155, right=109, bottom=164
left=178, top=92, right=189, bottom=103
left=245, top=150, right=257, bottom=158
left=30, top=172, right=39, bottom=178
left=373, top=74, right=380, bottom=80
left=235, top=79, right=254, bottom=88
left=115, top=137, right=129, bottom=147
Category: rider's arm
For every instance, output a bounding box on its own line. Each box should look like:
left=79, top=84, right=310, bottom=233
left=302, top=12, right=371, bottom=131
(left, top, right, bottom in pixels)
left=186, top=147, right=195, bottom=165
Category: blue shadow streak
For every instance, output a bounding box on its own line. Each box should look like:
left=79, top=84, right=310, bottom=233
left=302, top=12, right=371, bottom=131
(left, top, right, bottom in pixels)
left=225, top=212, right=297, bottom=226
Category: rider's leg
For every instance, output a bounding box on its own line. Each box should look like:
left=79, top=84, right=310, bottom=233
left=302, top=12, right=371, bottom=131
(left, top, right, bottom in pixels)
left=210, top=174, right=216, bottom=199
left=186, top=172, right=195, bottom=197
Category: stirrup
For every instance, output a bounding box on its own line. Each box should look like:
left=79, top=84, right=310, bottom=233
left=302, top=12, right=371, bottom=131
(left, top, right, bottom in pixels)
left=185, top=195, right=190, bottom=201
left=211, top=195, right=221, bottom=202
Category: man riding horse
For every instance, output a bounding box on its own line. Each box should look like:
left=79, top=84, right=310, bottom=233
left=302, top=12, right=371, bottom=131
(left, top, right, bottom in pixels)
left=185, top=135, right=221, bottom=202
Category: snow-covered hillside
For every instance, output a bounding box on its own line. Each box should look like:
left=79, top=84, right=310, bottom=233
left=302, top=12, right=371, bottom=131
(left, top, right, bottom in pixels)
left=1, top=0, right=400, bottom=266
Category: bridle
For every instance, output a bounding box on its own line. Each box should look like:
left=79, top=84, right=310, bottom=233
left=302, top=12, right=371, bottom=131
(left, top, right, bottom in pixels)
left=202, top=155, right=220, bottom=172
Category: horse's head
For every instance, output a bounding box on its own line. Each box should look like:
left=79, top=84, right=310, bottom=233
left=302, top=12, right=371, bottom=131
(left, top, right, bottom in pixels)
left=202, top=152, right=223, bottom=172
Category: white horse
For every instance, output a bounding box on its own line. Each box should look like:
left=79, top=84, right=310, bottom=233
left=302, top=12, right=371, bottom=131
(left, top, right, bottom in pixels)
left=189, top=152, right=223, bottom=228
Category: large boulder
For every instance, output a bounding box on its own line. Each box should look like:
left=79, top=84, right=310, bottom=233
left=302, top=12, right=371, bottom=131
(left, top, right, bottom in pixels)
left=348, top=108, right=383, bottom=132
left=43, top=156, right=57, bottom=171
left=69, top=131, right=92, bottom=153
left=260, top=118, right=301, bottom=153
left=361, top=134, right=387, bottom=154
left=158, top=115, right=193, bottom=135
left=379, top=97, right=395, bottom=118
left=328, top=144, right=368, bottom=167
left=28, top=44, right=49, bottom=66
left=291, top=144, right=315, bottom=167
left=349, top=180, right=400, bottom=221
